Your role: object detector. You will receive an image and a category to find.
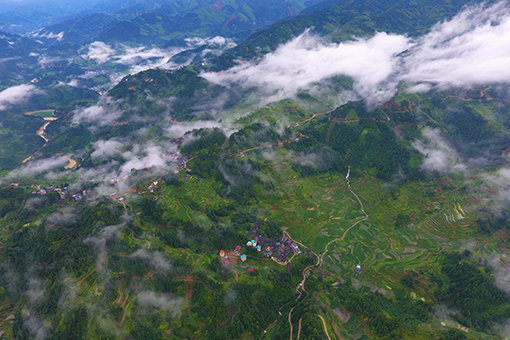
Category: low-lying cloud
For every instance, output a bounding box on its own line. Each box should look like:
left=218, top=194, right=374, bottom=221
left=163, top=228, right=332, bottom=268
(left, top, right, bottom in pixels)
left=203, top=30, right=406, bottom=105
left=83, top=37, right=235, bottom=75
left=120, top=144, right=169, bottom=173
left=166, top=120, right=227, bottom=138
left=72, top=96, right=125, bottom=126
left=91, top=139, right=124, bottom=159
left=84, top=223, right=126, bottom=253
left=7, top=155, right=70, bottom=179
left=401, top=1, right=510, bottom=88
left=130, top=249, right=172, bottom=272
left=0, top=84, right=42, bottom=110
left=203, top=1, right=510, bottom=105
left=413, top=128, right=467, bottom=175
left=136, top=291, right=185, bottom=317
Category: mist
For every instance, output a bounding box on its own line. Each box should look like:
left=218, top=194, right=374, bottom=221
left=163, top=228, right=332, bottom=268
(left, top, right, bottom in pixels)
left=203, top=1, right=510, bottom=105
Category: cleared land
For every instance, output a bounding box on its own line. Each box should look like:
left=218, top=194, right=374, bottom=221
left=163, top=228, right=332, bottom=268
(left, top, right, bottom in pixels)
left=23, top=109, right=55, bottom=118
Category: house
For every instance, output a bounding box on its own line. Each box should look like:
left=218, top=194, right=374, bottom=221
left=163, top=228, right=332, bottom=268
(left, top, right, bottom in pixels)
left=248, top=268, right=254, bottom=273
left=241, top=254, right=247, bottom=262
left=224, top=260, right=230, bottom=265
left=220, top=250, right=225, bottom=257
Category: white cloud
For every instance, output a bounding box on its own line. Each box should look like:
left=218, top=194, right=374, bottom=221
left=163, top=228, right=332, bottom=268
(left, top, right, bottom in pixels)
left=488, top=255, right=510, bottom=295
left=185, top=36, right=235, bottom=48
left=91, top=139, right=124, bottom=159
left=72, top=96, right=124, bottom=126
left=202, top=30, right=408, bottom=105
left=203, top=1, right=510, bottom=104
left=130, top=249, right=172, bottom=272
left=83, top=41, right=115, bottom=64
left=402, top=1, right=510, bottom=88
left=82, top=37, right=236, bottom=75
left=47, top=206, right=77, bottom=226
left=482, top=167, right=510, bottom=212
left=84, top=224, right=125, bottom=252
left=0, top=84, right=42, bottom=110
left=136, top=291, right=185, bottom=317
left=120, top=144, right=169, bottom=173
left=166, top=120, right=226, bottom=138
left=33, top=30, right=64, bottom=41
left=413, top=128, right=466, bottom=174
left=7, top=155, right=70, bottom=179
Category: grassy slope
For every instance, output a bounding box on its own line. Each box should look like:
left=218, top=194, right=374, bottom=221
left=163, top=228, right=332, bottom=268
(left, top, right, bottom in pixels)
left=2, top=91, right=510, bottom=339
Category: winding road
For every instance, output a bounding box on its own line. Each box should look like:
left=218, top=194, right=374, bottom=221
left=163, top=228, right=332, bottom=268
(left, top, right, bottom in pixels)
left=318, top=314, right=332, bottom=340
left=297, top=166, right=369, bottom=295
left=289, top=307, right=295, bottom=340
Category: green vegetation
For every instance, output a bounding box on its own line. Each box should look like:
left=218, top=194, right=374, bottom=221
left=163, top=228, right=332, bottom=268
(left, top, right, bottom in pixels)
left=99, top=0, right=326, bottom=45
left=215, top=0, right=481, bottom=69
left=3, top=91, right=510, bottom=339
left=2, top=0, right=510, bottom=339
left=24, top=109, right=55, bottom=118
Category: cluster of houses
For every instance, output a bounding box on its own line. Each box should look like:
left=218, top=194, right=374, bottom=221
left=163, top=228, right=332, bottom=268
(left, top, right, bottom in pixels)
left=138, top=179, right=164, bottom=201
left=166, top=151, right=188, bottom=167
left=26, top=182, right=87, bottom=202
left=219, top=245, right=247, bottom=266
left=247, top=222, right=302, bottom=267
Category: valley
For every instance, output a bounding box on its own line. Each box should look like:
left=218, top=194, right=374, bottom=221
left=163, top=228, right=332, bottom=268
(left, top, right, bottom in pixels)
left=1, top=0, right=510, bottom=339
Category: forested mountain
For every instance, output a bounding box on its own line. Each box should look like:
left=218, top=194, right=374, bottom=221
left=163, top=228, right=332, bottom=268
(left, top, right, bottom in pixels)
left=2, top=0, right=510, bottom=339
left=215, top=0, right=481, bottom=68
left=0, top=0, right=170, bottom=35
left=0, top=31, right=43, bottom=58
left=32, top=13, right=118, bottom=46
left=97, top=0, right=328, bottom=44
left=0, top=0, right=98, bottom=35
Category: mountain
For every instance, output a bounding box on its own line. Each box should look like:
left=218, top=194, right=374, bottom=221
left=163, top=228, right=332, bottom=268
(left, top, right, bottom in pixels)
left=0, top=0, right=174, bottom=36
left=3, top=0, right=510, bottom=339
left=31, top=0, right=182, bottom=46
left=32, top=13, right=118, bottom=46
left=98, top=0, right=328, bottom=45
left=0, top=0, right=101, bottom=35
left=215, top=0, right=480, bottom=69
left=0, top=31, right=43, bottom=58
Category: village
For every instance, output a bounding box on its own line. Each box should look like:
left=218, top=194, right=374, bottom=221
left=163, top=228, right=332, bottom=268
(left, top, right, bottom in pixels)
left=217, top=221, right=322, bottom=271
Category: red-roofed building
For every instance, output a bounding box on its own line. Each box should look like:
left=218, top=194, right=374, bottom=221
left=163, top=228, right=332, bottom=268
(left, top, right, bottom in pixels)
left=248, top=268, right=254, bottom=272
left=220, top=250, right=225, bottom=257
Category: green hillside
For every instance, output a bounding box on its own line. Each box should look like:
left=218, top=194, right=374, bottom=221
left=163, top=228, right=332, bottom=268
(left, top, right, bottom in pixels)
left=33, top=13, right=118, bottom=46
left=215, top=0, right=481, bottom=69
left=2, top=0, right=510, bottom=339
left=98, top=0, right=327, bottom=45
left=0, top=31, right=44, bottom=58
